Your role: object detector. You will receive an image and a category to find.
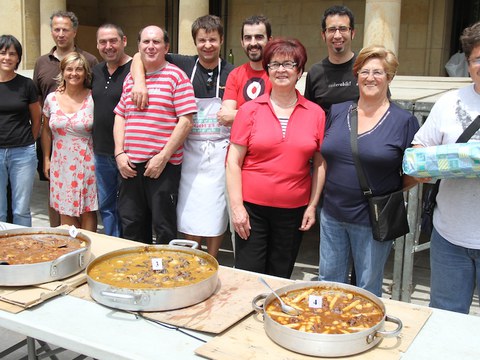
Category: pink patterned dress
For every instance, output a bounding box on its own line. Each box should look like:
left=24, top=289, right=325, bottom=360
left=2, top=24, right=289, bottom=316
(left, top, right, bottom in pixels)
left=43, top=91, right=98, bottom=217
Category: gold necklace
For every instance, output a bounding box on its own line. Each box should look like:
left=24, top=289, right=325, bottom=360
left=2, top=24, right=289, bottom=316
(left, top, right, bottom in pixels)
left=270, top=95, right=298, bottom=108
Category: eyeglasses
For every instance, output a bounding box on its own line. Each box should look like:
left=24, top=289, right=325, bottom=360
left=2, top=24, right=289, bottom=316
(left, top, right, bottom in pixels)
left=325, top=26, right=351, bottom=35
left=206, top=71, right=214, bottom=89
left=267, top=61, right=297, bottom=70
left=468, top=57, right=480, bottom=66
left=358, top=69, right=387, bottom=78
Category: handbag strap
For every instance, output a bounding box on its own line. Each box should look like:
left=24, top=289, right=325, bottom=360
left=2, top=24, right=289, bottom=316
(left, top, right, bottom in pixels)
left=349, top=104, right=374, bottom=198
left=456, top=115, right=480, bottom=143
left=433, top=114, right=480, bottom=189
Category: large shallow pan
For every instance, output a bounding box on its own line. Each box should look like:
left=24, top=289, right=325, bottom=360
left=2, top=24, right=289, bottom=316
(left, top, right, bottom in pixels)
left=86, top=240, right=219, bottom=312
left=0, top=227, right=91, bottom=286
left=253, top=281, right=402, bottom=357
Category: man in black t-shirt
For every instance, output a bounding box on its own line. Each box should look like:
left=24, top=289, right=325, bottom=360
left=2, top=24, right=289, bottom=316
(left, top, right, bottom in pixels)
left=305, top=6, right=359, bottom=285
left=91, top=24, right=132, bottom=237
left=304, top=5, right=358, bottom=114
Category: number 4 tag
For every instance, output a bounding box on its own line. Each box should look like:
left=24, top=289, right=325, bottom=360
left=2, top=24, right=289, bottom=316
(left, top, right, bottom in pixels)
left=309, top=295, right=323, bottom=308
left=151, top=258, right=163, bottom=270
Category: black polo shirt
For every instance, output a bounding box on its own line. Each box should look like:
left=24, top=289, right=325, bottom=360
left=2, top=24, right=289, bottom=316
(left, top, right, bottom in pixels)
left=91, top=60, right=132, bottom=156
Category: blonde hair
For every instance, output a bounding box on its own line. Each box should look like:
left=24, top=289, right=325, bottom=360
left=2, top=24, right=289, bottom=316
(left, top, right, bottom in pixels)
left=55, top=52, right=92, bottom=92
left=353, top=45, right=399, bottom=80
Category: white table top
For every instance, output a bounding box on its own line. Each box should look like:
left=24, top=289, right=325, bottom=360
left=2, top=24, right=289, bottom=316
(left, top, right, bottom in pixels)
left=0, top=295, right=211, bottom=360
left=2, top=281, right=480, bottom=359
left=2, top=222, right=480, bottom=359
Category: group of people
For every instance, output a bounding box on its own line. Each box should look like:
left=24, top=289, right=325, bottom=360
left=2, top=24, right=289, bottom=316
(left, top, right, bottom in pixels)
left=1, top=5, right=479, bottom=315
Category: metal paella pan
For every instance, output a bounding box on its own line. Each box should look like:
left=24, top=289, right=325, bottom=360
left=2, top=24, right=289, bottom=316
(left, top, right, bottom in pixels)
left=0, top=227, right=92, bottom=286
left=253, top=281, right=402, bottom=357
left=86, top=240, right=219, bottom=312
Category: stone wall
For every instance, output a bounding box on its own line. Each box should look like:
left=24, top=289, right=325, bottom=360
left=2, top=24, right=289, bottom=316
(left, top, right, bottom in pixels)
left=0, top=0, right=455, bottom=76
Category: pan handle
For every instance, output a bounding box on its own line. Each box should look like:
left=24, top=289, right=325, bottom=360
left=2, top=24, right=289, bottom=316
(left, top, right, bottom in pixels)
left=100, top=291, right=150, bottom=305
left=367, top=315, right=403, bottom=343
left=252, top=293, right=269, bottom=314
left=168, top=239, right=199, bottom=249
left=51, top=246, right=88, bottom=266
left=50, top=247, right=89, bottom=276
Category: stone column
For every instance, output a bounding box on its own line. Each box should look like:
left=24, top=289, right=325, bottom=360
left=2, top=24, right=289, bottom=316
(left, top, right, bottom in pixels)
left=23, top=0, right=41, bottom=70
left=178, top=0, right=209, bottom=55
left=40, top=0, right=67, bottom=55
left=363, top=0, right=402, bottom=54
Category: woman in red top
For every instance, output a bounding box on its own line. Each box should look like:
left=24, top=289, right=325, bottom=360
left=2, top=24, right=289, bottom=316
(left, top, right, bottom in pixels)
left=226, top=37, right=326, bottom=278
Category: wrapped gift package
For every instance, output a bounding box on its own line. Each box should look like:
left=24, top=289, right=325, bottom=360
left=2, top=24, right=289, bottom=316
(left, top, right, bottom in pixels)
left=402, top=142, right=480, bottom=179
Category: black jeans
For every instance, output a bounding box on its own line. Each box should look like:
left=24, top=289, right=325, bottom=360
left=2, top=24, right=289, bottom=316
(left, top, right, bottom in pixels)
left=234, top=201, right=306, bottom=279
left=118, top=162, right=180, bottom=244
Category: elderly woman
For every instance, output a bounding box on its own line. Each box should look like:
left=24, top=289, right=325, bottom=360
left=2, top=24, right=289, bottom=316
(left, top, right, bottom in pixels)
left=0, top=35, right=41, bottom=226
left=318, top=45, right=419, bottom=296
left=226, top=37, right=326, bottom=278
left=42, top=52, right=97, bottom=231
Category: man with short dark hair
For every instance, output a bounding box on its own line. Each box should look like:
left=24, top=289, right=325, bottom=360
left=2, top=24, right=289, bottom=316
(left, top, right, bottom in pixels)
left=304, top=5, right=358, bottom=113
left=33, top=10, right=98, bottom=227
left=113, top=26, right=197, bottom=244
left=92, top=24, right=131, bottom=237
left=217, top=15, right=273, bottom=125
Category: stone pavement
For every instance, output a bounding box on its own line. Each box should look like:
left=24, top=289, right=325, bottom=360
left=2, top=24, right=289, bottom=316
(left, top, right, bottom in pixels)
left=1, top=175, right=478, bottom=359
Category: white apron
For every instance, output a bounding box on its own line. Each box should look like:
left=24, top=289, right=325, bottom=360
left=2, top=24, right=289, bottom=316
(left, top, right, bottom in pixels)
left=177, top=60, right=229, bottom=236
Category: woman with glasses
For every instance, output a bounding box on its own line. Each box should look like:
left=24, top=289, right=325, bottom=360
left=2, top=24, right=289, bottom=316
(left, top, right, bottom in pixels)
left=226, top=37, right=326, bottom=278
left=318, top=45, right=419, bottom=296
left=0, top=35, right=41, bottom=226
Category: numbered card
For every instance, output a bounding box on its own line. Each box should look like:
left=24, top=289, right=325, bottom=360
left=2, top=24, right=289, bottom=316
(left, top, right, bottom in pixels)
left=151, top=258, right=164, bottom=271
left=308, top=295, right=323, bottom=308
left=68, top=225, right=79, bottom=238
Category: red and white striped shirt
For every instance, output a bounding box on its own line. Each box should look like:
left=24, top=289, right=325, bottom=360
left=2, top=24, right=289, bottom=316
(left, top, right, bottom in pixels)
left=114, top=63, right=197, bottom=164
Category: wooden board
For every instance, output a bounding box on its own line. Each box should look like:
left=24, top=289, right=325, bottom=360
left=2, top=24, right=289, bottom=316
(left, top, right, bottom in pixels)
left=195, top=299, right=432, bottom=360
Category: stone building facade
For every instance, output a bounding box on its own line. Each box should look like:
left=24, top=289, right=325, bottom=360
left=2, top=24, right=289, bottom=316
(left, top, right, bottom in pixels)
left=0, top=0, right=476, bottom=76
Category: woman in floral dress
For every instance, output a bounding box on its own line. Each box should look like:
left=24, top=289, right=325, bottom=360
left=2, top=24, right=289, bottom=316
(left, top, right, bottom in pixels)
left=41, top=52, right=97, bottom=231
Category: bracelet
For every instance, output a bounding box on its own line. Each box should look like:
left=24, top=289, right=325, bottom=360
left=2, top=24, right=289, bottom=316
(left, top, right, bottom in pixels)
left=115, top=151, right=125, bottom=158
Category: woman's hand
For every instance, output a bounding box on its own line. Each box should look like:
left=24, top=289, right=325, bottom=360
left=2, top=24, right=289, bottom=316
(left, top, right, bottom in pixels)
left=43, top=158, right=51, bottom=180
left=300, top=205, right=316, bottom=231
left=231, top=205, right=251, bottom=240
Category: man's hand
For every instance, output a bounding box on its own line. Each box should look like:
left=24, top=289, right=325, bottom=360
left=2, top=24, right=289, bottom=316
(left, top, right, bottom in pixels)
left=130, top=82, right=148, bottom=110
left=144, top=153, right=167, bottom=179
left=116, top=153, right=137, bottom=179
left=217, top=106, right=236, bottom=126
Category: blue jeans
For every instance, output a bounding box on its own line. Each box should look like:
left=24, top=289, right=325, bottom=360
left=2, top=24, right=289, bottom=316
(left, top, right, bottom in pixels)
left=319, top=210, right=392, bottom=296
left=0, top=145, right=37, bottom=226
left=430, top=228, right=480, bottom=314
left=94, top=154, right=121, bottom=237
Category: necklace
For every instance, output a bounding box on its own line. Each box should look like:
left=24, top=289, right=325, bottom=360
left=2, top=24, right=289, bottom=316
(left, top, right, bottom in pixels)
left=270, top=95, right=298, bottom=108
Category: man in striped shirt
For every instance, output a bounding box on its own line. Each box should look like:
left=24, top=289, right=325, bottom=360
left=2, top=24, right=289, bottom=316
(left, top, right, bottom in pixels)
left=113, top=25, right=197, bottom=244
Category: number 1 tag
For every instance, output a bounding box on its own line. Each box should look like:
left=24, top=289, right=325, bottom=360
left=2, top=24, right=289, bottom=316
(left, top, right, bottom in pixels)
left=308, top=295, right=323, bottom=308
left=151, top=258, right=163, bottom=271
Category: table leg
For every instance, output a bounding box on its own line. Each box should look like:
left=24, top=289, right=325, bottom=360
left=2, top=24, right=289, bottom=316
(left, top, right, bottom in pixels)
left=26, top=337, right=38, bottom=360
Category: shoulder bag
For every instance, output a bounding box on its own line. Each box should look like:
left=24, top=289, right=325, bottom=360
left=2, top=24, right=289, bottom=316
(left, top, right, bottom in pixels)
left=420, top=115, right=480, bottom=238
left=349, top=105, right=409, bottom=241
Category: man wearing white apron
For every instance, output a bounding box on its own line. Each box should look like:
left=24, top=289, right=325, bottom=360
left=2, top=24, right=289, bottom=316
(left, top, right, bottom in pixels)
left=131, top=15, right=234, bottom=257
